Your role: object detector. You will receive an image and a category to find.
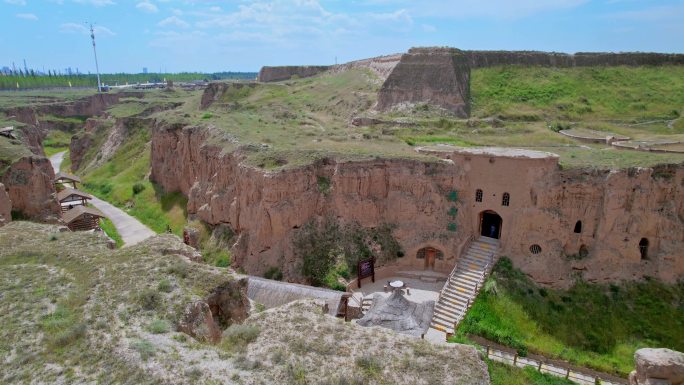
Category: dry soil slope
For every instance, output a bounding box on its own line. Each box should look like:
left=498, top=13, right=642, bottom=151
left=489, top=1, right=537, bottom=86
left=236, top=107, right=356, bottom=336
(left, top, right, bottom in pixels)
left=0, top=221, right=489, bottom=385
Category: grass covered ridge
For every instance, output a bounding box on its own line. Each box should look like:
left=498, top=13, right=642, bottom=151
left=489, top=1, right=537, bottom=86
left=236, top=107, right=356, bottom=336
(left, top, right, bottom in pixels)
left=456, top=257, right=684, bottom=376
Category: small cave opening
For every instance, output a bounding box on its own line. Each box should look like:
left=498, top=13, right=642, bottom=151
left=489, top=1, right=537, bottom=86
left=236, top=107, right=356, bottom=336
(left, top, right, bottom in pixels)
left=639, top=238, right=649, bottom=260
left=574, top=221, right=582, bottom=234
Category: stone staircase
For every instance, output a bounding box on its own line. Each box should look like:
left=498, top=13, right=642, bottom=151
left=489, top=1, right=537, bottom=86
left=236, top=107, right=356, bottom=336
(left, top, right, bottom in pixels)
left=429, top=236, right=499, bottom=335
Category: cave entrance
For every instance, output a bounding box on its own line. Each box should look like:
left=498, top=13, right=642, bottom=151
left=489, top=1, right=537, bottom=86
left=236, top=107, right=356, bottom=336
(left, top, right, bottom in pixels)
left=416, top=247, right=444, bottom=271
left=480, top=210, right=502, bottom=239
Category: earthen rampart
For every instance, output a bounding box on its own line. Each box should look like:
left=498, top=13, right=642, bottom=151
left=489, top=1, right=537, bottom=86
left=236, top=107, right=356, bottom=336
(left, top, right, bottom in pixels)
left=463, top=50, right=684, bottom=68
left=257, top=66, right=331, bottom=83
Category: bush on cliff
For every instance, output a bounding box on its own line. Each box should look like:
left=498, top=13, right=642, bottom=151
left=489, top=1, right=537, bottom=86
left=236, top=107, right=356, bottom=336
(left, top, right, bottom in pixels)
left=293, top=217, right=402, bottom=289
left=456, top=257, right=684, bottom=376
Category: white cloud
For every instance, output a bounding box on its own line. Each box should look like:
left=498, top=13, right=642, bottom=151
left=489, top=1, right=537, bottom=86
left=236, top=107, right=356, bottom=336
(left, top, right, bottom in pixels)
left=72, top=0, right=115, bottom=6
left=59, top=22, right=115, bottom=36
left=158, top=15, right=189, bottom=29
left=136, top=1, right=158, bottom=13
left=16, top=13, right=38, bottom=20
left=4, top=0, right=26, bottom=5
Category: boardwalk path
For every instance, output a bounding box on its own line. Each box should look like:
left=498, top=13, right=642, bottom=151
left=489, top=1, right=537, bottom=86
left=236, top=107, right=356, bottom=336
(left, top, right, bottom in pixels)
left=50, top=151, right=156, bottom=246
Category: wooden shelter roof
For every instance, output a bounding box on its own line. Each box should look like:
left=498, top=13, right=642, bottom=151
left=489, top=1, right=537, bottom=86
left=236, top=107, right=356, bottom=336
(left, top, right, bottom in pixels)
left=62, top=205, right=106, bottom=224
left=55, top=172, right=82, bottom=184
left=57, top=187, right=93, bottom=202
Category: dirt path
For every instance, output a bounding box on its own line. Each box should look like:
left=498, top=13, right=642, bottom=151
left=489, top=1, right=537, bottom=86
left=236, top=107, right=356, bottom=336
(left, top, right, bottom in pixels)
left=50, top=151, right=156, bottom=246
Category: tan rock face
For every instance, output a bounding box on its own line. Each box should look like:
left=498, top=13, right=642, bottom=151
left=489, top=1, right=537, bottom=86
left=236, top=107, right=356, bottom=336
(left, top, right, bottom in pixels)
left=630, top=348, right=684, bottom=385
left=151, top=125, right=684, bottom=287
left=377, top=47, right=471, bottom=117
left=177, top=301, right=222, bottom=344
left=0, top=156, right=60, bottom=222
left=0, top=183, right=11, bottom=226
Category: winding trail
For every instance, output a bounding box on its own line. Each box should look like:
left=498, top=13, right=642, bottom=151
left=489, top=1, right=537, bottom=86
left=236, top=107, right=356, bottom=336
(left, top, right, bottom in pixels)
left=50, top=151, right=156, bottom=246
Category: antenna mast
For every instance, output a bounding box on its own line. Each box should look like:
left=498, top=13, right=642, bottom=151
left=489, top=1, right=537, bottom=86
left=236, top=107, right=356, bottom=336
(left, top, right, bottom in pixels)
left=89, top=23, right=102, bottom=92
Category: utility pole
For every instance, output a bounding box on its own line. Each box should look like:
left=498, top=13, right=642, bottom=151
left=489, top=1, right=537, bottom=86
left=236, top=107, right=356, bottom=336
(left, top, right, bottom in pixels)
left=89, top=23, right=102, bottom=92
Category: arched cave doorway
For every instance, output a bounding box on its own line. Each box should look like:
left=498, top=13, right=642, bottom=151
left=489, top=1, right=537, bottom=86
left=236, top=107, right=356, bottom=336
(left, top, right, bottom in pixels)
left=416, top=247, right=444, bottom=271
left=480, top=210, right=502, bottom=239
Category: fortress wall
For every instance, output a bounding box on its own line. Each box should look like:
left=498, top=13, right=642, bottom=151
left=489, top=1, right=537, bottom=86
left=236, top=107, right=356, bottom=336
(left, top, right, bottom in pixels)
left=257, top=66, right=331, bottom=83
left=463, top=50, right=684, bottom=68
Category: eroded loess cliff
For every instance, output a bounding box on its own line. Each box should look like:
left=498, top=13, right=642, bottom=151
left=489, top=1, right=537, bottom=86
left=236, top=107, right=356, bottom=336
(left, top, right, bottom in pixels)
left=152, top=121, right=683, bottom=287
left=151, top=124, right=465, bottom=279
left=0, top=183, right=10, bottom=226
left=0, top=155, right=60, bottom=222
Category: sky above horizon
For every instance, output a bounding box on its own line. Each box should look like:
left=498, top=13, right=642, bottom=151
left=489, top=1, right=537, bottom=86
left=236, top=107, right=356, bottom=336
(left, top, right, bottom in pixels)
left=1, top=0, right=683, bottom=73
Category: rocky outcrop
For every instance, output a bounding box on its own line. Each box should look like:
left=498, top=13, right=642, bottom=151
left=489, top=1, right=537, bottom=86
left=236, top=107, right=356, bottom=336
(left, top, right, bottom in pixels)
left=257, top=65, right=330, bottom=83
left=464, top=50, right=684, bottom=68
left=0, top=183, right=11, bottom=226
left=0, top=156, right=60, bottom=222
left=178, top=301, right=222, bottom=343
left=377, top=47, right=471, bottom=117
left=629, top=348, right=684, bottom=385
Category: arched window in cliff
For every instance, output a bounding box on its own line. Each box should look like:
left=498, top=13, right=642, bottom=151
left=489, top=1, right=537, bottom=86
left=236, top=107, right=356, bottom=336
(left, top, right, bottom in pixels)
left=574, top=221, right=582, bottom=234
left=639, top=238, right=649, bottom=260
left=502, top=192, right=510, bottom=206
left=475, top=189, right=483, bottom=202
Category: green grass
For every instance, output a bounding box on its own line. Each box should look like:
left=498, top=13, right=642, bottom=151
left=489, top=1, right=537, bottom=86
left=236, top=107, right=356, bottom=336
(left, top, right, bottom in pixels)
left=489, top=360, right=574, bottom=385
left=0, top=136, right=31, bottom=176
left=456, top=257, right=684, bottom=376
left=43, top=130, right=72, bottom=157
left=78, top=118, right=188, bottom=235
left=471, top=66, right=684, bottom=121
left=100, top=217, right=123, bottom=248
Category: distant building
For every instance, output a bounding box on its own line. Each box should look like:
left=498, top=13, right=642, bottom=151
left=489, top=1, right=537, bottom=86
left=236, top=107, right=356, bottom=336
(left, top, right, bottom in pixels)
left=143, top=67, right=148, bottom=74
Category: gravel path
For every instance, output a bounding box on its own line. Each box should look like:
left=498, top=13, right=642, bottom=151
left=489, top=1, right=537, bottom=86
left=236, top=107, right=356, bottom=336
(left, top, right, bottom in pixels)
left=50, top=151, right=156, bottom=246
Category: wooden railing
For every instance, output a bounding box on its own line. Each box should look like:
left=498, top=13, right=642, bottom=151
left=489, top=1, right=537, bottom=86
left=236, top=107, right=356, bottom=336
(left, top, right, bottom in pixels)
left=481, top=343, right=627, bottom=385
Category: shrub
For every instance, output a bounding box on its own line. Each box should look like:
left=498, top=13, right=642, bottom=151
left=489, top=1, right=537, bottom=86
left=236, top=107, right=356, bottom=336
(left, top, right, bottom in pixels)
left=317, top=176, right=331, bottom=195
left=138, top=288, right=161, bottom=310
left=157, top=279, right=172, bottom=293
left=148, top=319, right=170, bottom=334
left=167, top=261, right=189, bottom=278
left=131, top=339, right=156, bottom=360
left=132, top=182, right=146, bottom=195
left=220, top=324, right=260, bottom=354
left=355, top=355, right=382, bottom=378
left=201, top=113, right=213, bottom=119
left=264, top=266, right=283, bottom=281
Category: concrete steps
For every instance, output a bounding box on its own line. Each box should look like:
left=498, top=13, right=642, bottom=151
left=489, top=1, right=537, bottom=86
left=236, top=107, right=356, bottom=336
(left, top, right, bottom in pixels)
left=429, top=236, right=499, bottom=335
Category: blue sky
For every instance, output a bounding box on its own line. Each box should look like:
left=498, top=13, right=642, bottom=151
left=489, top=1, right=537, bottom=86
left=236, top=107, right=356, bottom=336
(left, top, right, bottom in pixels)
left=2, top=0, right=683, bottom=73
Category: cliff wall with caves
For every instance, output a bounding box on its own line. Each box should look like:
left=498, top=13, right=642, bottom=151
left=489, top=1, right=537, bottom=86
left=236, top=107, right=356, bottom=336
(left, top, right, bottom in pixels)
left=257, top=66, right=330, bottom=83
left=152, top=122, right=683, bottom=287
left=151, top=124, right=466, bottom=279
left=377, top=47, right=470, bottom=117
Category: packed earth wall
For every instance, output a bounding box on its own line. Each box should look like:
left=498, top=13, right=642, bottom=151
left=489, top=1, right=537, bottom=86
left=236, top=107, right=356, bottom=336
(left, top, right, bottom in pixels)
left=151, top=124, right=684, bottom=288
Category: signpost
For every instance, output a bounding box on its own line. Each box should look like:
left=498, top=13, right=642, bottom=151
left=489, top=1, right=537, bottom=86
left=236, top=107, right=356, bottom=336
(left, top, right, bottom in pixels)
left=357, top=258, right=375, bottom=288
